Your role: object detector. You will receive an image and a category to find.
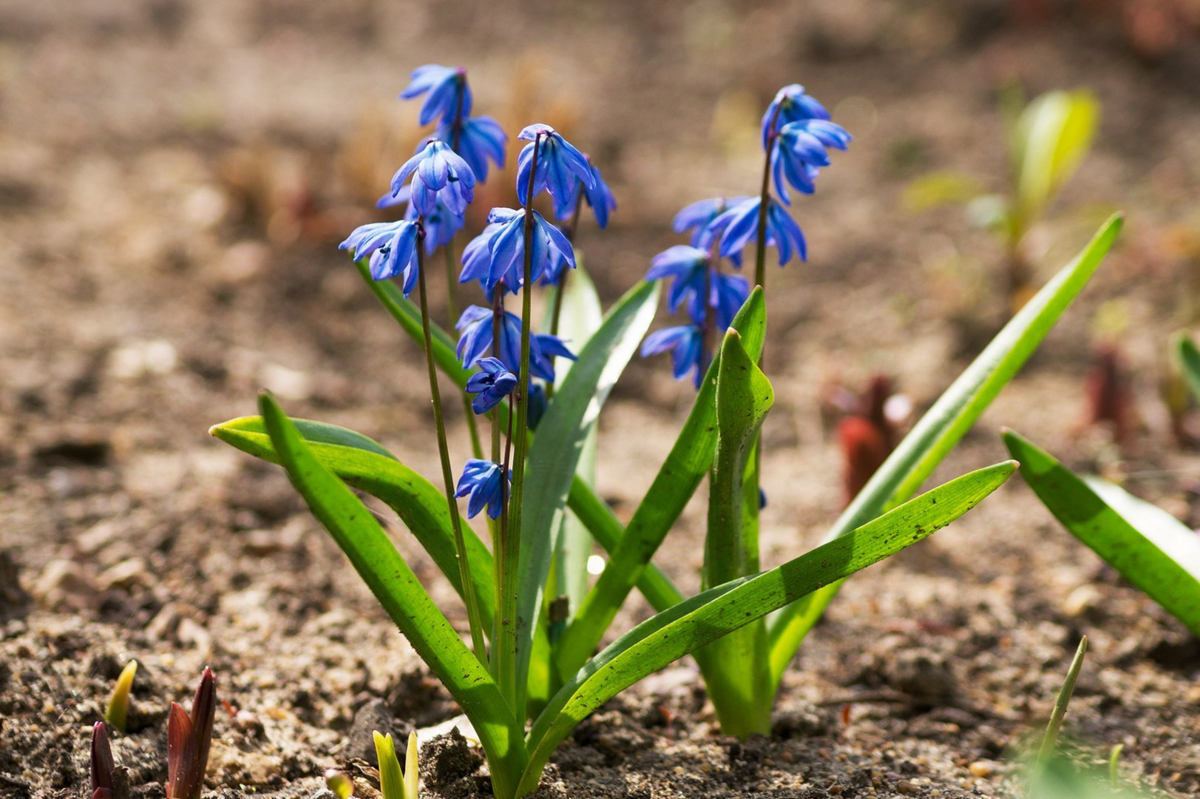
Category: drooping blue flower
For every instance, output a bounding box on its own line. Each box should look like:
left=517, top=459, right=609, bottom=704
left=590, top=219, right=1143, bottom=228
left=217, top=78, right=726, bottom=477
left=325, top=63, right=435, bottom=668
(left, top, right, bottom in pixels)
left=673, top=197, right=752, bottom=248
left=400, top=64, right=472, bottom=126
left=376, top=186, right=465, bottom=254
left=339, top=220, right=421, bottom=295
left=437, top=115, right=507, bottom=184
left=711, top=196, right=807, bottom=266
left=461, top=207, right=576, bottom=293
left=772, top=119, right=851, bottom=203
left=455, top=305, right=577, bottom=382
left=389, top=139, right=476, bottom=217
left=641, top=324, right=706, bottom=388
left=645, top=246, right=749, bottom=328
left=555, top=158, right=616, bottom=229
left=465, top=357, right=518, bottom=414
left=516, top=124, right=594, bottom=207
left=761, top=84, right=831, bottom=148
left=455, top=459, right=509, bottom=519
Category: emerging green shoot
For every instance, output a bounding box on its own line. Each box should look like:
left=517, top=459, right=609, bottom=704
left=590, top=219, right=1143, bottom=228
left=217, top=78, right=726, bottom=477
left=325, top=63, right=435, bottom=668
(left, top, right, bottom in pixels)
left=1109, top=744, right=1124, bottom=787
left=1034, top=635, right=1088, bottom=785
left=105, top=659, right=138, bottom=733
left=325, top=769, right=354, bottom=799
left=373, top=731, right=419, bottom=799
left=166, top=667, right=216, bottom=799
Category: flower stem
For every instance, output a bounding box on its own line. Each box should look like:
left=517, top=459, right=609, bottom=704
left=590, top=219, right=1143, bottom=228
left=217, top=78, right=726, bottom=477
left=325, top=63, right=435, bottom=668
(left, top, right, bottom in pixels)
left=498, top=132, right=543, bottom=715
left=445, top=241, right=485, bottom=461
left=754, top=103, right=784, bottom=292
left=415, top=221, right=488, bottom=666
left=545, top=192, right=584, bottom=404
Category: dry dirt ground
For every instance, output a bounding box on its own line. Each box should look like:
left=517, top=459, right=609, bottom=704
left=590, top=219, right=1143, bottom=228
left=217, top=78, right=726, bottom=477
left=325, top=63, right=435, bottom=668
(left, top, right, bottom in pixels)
left=2, top=1, right=1200, bottom=796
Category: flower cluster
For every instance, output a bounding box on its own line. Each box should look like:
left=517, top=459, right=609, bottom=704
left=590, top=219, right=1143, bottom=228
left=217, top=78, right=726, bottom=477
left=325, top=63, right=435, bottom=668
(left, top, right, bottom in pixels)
left=642, top=85, right=848, bottom=387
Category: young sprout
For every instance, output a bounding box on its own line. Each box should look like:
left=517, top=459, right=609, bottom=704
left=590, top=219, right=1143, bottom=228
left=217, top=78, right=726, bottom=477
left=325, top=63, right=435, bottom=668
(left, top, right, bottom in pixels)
left=1109, top=743, right=1124, bottom=787
left=105, top=659, right=138, bottom=733
left=1032, top=636, right=1088, bottom=793
left=90, top=721, right=115, bottom=799
left=166, top=666, right=217, bottom=799
left=373, top=730, right=419, bottom=799
left=325, top=768, right=355, bottom=798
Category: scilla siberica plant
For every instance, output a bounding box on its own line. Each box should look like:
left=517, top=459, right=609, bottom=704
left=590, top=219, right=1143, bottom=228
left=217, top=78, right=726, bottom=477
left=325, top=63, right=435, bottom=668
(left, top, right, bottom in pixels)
left=212, top=65, right=1122, bottom=796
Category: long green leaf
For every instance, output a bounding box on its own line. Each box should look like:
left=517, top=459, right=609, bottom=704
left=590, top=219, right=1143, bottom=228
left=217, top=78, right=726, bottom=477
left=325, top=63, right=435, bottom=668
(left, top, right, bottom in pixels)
left=374, top=732, right=406, bottom=799
left=1003, top=430, right=1200, bottom=636
left=256, top=394, right=525, bottom=796
left=554, top=288, right=767, bottom=685
left=1176, top=333, right=1200, bottom=405
left=518, top=461, right=1017, bottom=794
left=210, top=416, right=497, bottom=634
left=700, top=331, right=775, bottom=736
left=512, top=280, right=660, bottom=716
left=766, top=215, right=1122, bottom=687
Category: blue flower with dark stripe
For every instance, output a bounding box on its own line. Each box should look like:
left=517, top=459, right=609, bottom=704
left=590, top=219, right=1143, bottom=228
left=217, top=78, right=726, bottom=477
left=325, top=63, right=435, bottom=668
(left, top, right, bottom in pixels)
left=516, top=124, right=594, bottom=207
left=646, top=246, right=749, bottom=328
left=455, top=459, right=509, bottom=519
left=400, top=64, right=471, bottom=126
left=556, top=158, right=616, bottom=229
left=459, top=207, right=576, bottom=294
left=389, top=139, right=476, bottom=217
left=455, top=306, right=576, bottom=382
left=772, top=119, right=851, bottom=203
left=339, top=220, right=420, bottom=295
left=438, top=115, right=507, bottom=184
left=465, top=357, right=518, bottom=414
left=711, top=196, right=807, bottom=266
left=673, top=197, right=752, bottom=249
left=376, top=186, right=464, bottom=254
left=761, top=84, right=831, bottom=148
left=641, top=324, right=705, bottom=388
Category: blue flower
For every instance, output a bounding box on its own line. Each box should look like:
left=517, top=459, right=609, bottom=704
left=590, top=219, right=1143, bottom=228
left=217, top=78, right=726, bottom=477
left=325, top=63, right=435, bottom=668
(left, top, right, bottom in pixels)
left=673, top=197, right=752, bottom=248
left=645, top=246, right=749, bottom=328
left=376, top=186, right=465, bottom=254
left=400, top=64, right=472, bottom=126
left=389, top=139, right=476, bottom=217
left=527, top=382, right=548, bottom=431
left=711, top=197, right=807, bottom=266
left=460, top=207, right=575, bottom=293
left=455, top=305, right=576, bottom=382
left=772, top=119, right=851, bottom=203
left=641, top=325, right=705, bottom=387
left=556, top=158, right=616, bottom=229
left=339, top=220, right=420, bottom=295
left=465, top=357, right=518, bottom=414
left=455, top=459, right=509, bottom=519
left=516, top=124, right=594, bottom=207
left=437, top=115, right=507, bottom=184
left=761, top=84, right=831, bottom=148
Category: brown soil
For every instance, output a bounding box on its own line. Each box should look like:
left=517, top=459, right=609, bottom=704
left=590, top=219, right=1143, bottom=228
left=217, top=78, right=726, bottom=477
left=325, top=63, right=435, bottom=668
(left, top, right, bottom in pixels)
left=2, top=1, right=1199, bottom=797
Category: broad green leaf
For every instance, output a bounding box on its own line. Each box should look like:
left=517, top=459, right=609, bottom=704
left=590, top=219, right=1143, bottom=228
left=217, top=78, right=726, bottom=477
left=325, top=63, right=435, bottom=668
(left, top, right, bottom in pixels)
left=1003, top=430, right=1200, bottom=636
left=210, top=416, right=497, bottom=634
left=256, top=394, right=525, bottom=796
left=374, top=732, right=406, bottom=799
left=1176, top=333, right=1200, bottom=405
left=766, top=215, right=1122, bottom=687
left=553, top=288, right=767, bottom=685
left=701, top=330, right=775, bottom=737
left=1015, top=90, right=1099, bottom=229
left=518, top=462, right=1017, bottom=795
left=512, top=280, right=660, bottom=716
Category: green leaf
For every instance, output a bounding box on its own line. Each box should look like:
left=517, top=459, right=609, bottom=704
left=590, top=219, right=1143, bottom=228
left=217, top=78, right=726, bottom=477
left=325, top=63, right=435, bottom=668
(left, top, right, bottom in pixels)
left=374, top=732, right=406, bottom=799
left=512, top=280, right=660, bottom=716
left=903, top=171, right=986, bottom=212
left=255, top=393, right=525, bottom=797
left=518, top=461, right=1017, bottom=795
left=553, top=288, right=767, bottom=685
left=404, top=731, right=419, bottom=799
left=210, top=416, right=497, bottom=634
left=701, top=330, right=775, bottom=737
left=1003, top=430, right=1200, bottom=636
left=765, top=215, right=1122, bottom=687
left=1176, top=333, right=1200, bottom=405
left=1014, top=90, right=1099, bottom=229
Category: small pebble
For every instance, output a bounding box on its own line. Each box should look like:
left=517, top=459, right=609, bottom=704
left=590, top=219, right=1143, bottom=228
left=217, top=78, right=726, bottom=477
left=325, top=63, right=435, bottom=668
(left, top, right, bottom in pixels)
left=969, top=761, right=992, bottom=778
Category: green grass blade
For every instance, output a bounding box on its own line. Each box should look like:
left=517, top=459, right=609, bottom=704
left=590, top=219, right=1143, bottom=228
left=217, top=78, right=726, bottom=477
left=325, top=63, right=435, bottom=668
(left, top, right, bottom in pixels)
left=1176, top=333, right=1200, bottom=404
left=1003, top=430, right=1200, bottom=635
left=210, top=416, right=497, bottom=635
left=404, top=731, right=419, bottom=799
left=766, top=215, right=1122, bottom=686
left=518, top=461, right=1017, bottom=794
left=700, top=331, right=775, bottom=736
left=256, top=394, right=525, bottom=795
left=1035, top=635, right=1088, bottom=782
left=374, top=732, right=405, bottom=799
left=553, top=288, right=767, bottom=685
left=511, top=280, right=660, bottom=717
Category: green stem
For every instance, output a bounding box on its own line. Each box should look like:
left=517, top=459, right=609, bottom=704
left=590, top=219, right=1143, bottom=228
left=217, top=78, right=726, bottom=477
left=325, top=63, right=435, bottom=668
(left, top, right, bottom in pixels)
left=499, top=133, right=544, bottom=715
left=415, top=222, right=488, bottom=667
left=754, top=104, right=783, bottom=292
left=545, top=189, right=584, bottom=405
left=446, top=242, right=485, bottom=462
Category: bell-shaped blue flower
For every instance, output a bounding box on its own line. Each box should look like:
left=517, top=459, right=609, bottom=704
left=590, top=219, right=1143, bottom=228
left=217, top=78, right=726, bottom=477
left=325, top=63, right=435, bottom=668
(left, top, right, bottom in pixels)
left=455, top=306, right=576, bottom=383
left=641, top=325, right=706, bottom=388
left=555, top=158, right=616, bottom=229
left=455, top=459, right=509, bottom=519
left=516, top=124, right=594, bottom=207
left=711, top=272, right=750, bottom=329
left=389, top=139, right=476, bottom=217
left=462, top=207, right=576, bottom=293
left=437, top=115, right=507, bottom=184
left=761, top=84, right=831, bottom=148
left=711, top=196, right=807, bottom=266
left=400, top=64, right=472, bottom=126
left=673, top=197, right=752, bottom=248
left=339, top=220, right=420, bottom=296
left=465, top=357, right=518, bottom=414
left=645, top=246, right=750, bottom=329
left=376, top=186, right=465, bottom=254
left=772, top=119, right=851, bottom=203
